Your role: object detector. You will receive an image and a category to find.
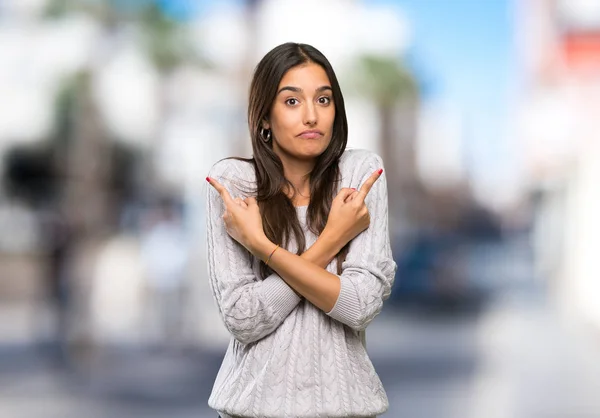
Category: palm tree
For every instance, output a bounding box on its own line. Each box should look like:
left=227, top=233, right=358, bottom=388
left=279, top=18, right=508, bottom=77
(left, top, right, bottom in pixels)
left=43, top=0, right=118, bottom=235
left=44, top=0, right=208, bottom=205
left=36, top=0, right=203, bottom=368
left=233, top=0, right=263, bottom=157
left=134, top=3, right=209, bottom=194
left=351, top=54, right=419, bottom=228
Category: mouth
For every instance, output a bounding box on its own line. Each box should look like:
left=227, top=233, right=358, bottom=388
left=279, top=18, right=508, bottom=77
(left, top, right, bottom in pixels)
left=297, top=129, right=324, bottom=139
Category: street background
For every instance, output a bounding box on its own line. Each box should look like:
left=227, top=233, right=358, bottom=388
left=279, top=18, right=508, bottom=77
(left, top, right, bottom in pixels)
left=1, top=0, right=600, bottom=417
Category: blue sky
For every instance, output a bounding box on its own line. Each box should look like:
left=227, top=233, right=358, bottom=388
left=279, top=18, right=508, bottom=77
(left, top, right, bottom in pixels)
left=393, top=0, right=514, bottom=104
left=376, top=0, right=518, bottom=188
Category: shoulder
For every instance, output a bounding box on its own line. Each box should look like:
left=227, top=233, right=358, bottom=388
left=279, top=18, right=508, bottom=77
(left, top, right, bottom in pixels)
left=339, top=148, right=384, bottom=176
left=339, top=149, right=389, bottom=208
left=208, top=157, right=255, bottom=182
left=207, top=158, right=256, bottom=199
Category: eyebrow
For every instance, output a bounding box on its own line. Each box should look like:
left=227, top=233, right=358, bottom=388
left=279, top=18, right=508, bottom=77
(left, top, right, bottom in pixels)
left=277, top=85, right=333, bottom=95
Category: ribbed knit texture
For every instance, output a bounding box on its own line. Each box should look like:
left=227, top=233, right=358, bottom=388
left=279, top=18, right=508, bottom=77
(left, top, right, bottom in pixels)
left=206, top=149, right=397, bottom=418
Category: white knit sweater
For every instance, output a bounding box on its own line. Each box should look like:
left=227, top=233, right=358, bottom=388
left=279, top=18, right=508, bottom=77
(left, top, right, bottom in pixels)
left=205, top=149, right=397, bottom=418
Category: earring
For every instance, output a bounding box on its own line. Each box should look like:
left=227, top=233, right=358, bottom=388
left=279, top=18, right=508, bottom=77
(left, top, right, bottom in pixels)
left=260, top=128, right=271, bottom=142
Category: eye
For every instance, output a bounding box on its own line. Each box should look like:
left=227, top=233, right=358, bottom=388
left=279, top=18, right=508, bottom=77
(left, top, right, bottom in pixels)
left=285, top=98, right=299, bottom=106
left=318, top=96, right=332, bottom=105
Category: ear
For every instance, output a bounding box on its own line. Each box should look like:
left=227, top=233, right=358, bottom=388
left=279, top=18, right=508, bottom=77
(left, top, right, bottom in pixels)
left=261, top=119, right=270, bottom=130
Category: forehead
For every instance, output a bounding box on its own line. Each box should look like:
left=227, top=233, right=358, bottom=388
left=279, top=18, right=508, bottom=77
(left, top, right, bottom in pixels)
left=278, top=63, right=331, bottom=89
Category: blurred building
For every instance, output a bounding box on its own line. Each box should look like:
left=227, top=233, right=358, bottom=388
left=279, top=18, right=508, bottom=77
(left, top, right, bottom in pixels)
left=517, top=0, right=600, bottom=327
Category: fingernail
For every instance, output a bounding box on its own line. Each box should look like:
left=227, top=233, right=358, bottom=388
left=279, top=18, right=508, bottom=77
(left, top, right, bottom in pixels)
left=351, top=188, right=356, bottom=190
left=378, top=169, right=383, bottom=174
left=206, top=177, right=211, bottom=182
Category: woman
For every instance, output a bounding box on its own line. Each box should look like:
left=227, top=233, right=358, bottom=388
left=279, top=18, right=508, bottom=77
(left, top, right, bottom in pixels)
left=205, top=42, right=397, bottom=418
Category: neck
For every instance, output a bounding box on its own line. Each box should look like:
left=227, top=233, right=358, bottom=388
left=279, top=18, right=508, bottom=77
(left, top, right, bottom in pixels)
left=280, top=157, right=314, bottom=200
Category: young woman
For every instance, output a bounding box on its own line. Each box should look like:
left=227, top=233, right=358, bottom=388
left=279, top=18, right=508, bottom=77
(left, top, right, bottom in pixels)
left=205, top=42, right=397, bottom=418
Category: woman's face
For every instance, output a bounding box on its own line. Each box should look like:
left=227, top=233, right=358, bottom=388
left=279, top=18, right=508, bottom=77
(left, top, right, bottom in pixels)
left=264, top=63, right=335, bottom=166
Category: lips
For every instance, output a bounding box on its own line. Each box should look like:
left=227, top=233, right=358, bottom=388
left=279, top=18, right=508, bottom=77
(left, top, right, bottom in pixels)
left=298, top=130, right=323, bottom=139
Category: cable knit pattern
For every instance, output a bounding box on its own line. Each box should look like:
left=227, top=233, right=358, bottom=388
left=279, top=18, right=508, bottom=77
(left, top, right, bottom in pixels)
left=206, top=149, right=397, bottom=418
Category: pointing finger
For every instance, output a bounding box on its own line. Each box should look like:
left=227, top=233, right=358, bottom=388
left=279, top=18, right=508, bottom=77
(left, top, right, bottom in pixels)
left=207, top=176, right=235, bottom=206
left=356, top=169, right=383, bottom=201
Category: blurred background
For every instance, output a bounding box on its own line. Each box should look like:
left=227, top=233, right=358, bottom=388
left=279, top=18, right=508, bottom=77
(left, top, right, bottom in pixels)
left=1, top=0, right=600, bottom=417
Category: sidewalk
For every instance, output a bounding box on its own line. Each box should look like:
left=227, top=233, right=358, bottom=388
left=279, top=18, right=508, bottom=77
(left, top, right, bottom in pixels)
left=469, top=292, right=600, bottom=418
left=0, top=345, right=221, bottom=418
left=370, top=291, right=600, bottom=418
left=2, top=292, right=600, bottom=417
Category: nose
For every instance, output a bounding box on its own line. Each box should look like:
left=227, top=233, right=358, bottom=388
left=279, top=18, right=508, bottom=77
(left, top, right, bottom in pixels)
left=303, top=102, right=317, bottom=126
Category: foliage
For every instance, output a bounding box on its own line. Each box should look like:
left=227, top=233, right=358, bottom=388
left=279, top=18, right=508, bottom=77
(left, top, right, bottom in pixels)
left=353, top=55, right=418, bottom=106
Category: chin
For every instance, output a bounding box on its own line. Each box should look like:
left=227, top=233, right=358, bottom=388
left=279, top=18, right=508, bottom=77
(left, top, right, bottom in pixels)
left=298, top=146, right=328, bottom=159
left=300, top=139, right=330, bottom=153
left=276, top=139, right=331, bottom=161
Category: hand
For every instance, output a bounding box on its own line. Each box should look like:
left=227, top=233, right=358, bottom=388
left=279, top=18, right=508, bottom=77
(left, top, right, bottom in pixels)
left=322, top=168, right=383, bottom=247
left=207, top=177, right=268, bottom=255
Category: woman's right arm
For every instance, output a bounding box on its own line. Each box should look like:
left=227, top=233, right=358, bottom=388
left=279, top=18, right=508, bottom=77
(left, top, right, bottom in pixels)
left=208, top=165, right=383, bottom=320
left=206, top=162, right=345, bottom=344
left=206, top=163, right=301, bottom=345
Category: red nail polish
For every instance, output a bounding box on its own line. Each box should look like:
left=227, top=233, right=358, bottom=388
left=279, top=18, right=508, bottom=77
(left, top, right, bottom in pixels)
left=378, top=169, right=383, bottom=174
left=206, top=177, right=210, bottom=182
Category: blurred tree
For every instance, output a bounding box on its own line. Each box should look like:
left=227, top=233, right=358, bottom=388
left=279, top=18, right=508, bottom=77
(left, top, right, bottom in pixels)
left=231, top=0, right=264, bottom=157
left=355, top=55, right=418, bottom=108
left=134, top=3, right=209, bottom=194
left=352, top=55, right=419, bottom=226
left=43, top=0, right=209, bottom=198
left=137, top=3, right=207, bottom=74
left=2, top=70, right=140, bottom=368
left=3, top=73, right=139, bottom=233
left=31, top=1, right=207, bottom=366
left=44, top=0, right=114, bottom=21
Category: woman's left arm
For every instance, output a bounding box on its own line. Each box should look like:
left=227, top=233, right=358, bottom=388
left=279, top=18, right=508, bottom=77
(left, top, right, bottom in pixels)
left=207, top=154, right=396, bottom=330
left=264, top=156, right=397, bottom=331
left=325, top=156, right=397, bottom=331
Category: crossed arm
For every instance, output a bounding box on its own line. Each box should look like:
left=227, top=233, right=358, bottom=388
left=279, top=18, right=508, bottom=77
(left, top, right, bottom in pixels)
left=206, top=157, right=395, bottom=344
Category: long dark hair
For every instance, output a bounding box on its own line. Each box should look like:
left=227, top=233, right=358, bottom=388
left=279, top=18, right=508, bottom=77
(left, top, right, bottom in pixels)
left=234, top=42, right=349, bottom=277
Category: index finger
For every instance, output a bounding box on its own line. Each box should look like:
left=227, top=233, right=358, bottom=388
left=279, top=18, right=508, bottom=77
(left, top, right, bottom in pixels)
left=206, top=176, right=235, bottom=206
left=356, top=168, right=383, bottom=201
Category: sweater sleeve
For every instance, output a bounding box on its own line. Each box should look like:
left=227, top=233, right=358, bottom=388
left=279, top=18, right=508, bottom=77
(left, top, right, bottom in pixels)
left=206, top=160, right=302, bottom=344
left=326, top=152, right=397, bottom=331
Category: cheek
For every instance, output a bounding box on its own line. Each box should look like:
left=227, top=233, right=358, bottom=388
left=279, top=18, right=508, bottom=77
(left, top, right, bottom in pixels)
left=325, top=104, right=335, bottom=121
left=271, top=113, right=297, bottom=137
left=280, top=117, right=298, bottom=132
left=324, top=109, right=336, bottom=132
